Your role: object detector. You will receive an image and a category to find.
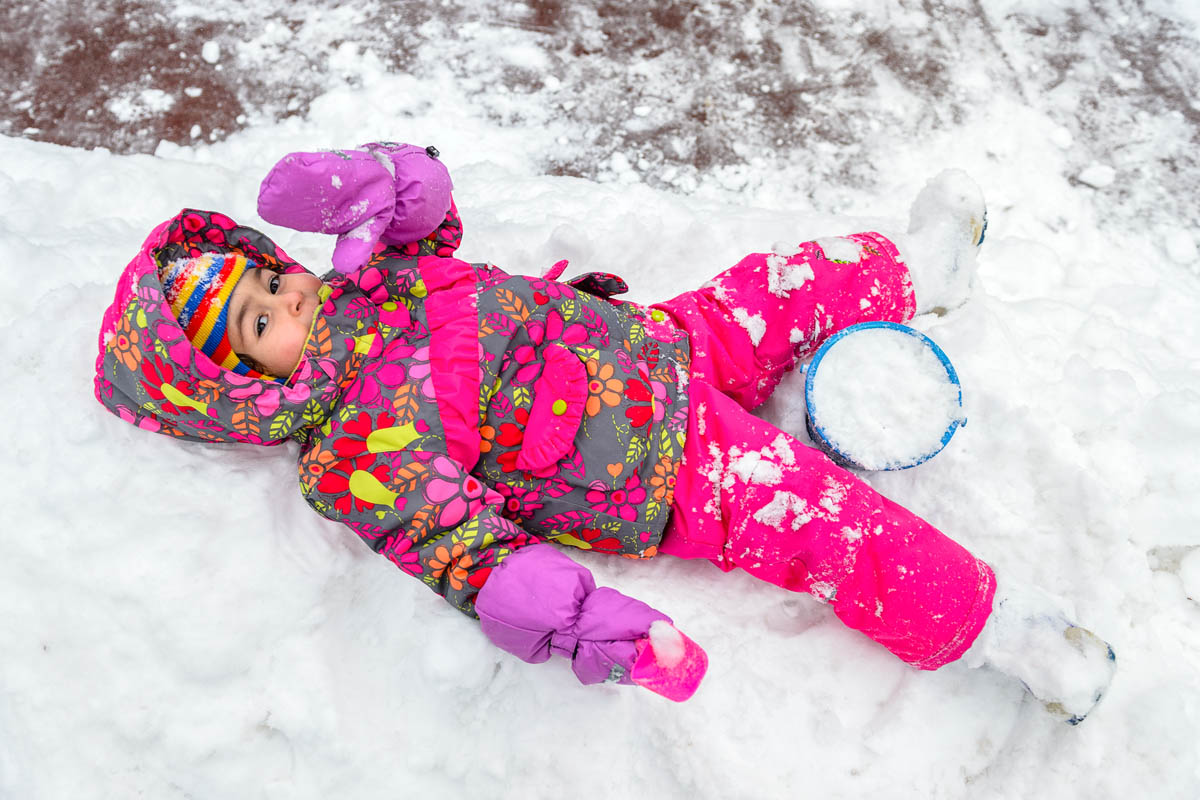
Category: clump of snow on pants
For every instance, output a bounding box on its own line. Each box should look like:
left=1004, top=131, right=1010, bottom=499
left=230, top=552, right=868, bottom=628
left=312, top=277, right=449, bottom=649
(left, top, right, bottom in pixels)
left=808, top=327, right=962, bottom=470
left=815, top=236, right=863, bottom=263
left=752, top=491, right=813, bottom=530
left=766, top=253, right=815, bottom=297
left=732, top=307, right=766, bottom=347
left=729, top=447, right=783, bottom=485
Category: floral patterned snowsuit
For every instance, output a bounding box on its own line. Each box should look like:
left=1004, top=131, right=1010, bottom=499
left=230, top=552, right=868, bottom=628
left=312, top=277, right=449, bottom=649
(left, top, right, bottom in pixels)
left=95, top=201, right=994, bottom=685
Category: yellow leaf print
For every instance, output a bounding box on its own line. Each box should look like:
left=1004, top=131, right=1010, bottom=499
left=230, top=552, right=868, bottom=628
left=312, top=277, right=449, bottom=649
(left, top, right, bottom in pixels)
left=349, top=470, right=400, bottom=506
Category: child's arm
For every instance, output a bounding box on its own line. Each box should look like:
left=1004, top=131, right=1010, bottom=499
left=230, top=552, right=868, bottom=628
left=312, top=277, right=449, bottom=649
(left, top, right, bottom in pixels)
left=476, top=543, right=708, bottom=700
left=300, top=444, right=705, bottom=699
left=257, top=142, right=461, bottom=275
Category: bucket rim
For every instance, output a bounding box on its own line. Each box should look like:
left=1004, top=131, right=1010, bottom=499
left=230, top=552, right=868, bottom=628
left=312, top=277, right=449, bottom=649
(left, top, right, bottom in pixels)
left=803, top=321, right=963, bottom=470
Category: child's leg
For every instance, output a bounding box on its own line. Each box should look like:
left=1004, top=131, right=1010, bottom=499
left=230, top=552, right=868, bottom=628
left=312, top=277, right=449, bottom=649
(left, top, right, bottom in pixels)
left=654, top=231, right=916, bottom=410
left=653, top=170, right=987, bottom=410
left=661, top=377, right=995, bottom=670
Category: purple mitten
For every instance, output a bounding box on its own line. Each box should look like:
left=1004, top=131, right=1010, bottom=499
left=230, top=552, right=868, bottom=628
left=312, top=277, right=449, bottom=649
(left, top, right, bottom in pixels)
left=257, top=143, right=453, bottom=274
left=257, top=149, right=395, bottom=273
left=631, top=621, right=708, bottom=702
left=475, top=544, right=672, bottom=686
left=364, top=142, right=454, bottom=245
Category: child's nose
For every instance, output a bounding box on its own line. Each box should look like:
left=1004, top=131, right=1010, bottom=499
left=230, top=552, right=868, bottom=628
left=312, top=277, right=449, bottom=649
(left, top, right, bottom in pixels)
left=280, top=290, right=305, bottom=315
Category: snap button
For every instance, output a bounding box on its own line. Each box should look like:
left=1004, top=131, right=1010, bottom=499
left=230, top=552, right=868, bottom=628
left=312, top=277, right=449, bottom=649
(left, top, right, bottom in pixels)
left=650, top=309, right=666, bottom=322
left=551, top=399, right=567, bottom=416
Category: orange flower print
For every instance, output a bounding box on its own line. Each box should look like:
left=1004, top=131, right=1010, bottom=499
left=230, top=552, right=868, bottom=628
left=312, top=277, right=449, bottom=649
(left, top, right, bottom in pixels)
left=623, top=545, right=658, bottom=559
left=585, top=359, right=624, bottom=417
left=447, top=552, right=474, bottom=591
left=429, top=542, right=473, bottom=591
left=649, top=456, right=677, bottom=503
left=110, top=316, right=142, bottom=372
left=479, top=423, right=497, bottom=453
left=298, top=444, right=338, bottom=491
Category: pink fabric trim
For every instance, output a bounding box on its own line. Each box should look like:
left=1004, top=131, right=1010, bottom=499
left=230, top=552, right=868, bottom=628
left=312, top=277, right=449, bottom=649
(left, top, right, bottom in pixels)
left=96, top=219, right=169, bottom=354
left=516, top=344, right=586, bottom=470
left=542, top=259, right=569, bottom=281
left=419, top=256, right=483, bottom=469
left=94, top=218, right=172, bottom=404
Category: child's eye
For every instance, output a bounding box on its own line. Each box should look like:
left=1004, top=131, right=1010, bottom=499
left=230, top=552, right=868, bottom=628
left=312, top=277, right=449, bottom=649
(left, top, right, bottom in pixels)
left=269, top=275, right=280, bottom=294
left=255, top=314, right=268, bottom=336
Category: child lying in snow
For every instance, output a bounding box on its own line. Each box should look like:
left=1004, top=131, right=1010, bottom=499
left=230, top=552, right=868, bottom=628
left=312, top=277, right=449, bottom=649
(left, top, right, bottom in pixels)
left=93, top=142, right=1116, bottom=719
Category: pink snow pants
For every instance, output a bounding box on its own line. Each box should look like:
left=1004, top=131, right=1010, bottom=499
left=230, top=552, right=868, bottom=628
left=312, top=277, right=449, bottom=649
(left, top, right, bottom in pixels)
left=654, top=232, right=996, bottom=670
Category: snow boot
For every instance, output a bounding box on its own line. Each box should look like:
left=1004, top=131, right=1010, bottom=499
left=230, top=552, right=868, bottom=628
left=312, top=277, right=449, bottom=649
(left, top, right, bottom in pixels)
left=964, top=580, right=1117, bottom=725
left=897, top=169, right=988, bottom=315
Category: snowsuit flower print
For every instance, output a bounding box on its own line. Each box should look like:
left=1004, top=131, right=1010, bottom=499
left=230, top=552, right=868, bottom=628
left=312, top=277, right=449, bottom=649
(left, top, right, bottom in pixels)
left=94, top=146, right=1114, bottom=718
left=94, top=197, right=703, bottom=696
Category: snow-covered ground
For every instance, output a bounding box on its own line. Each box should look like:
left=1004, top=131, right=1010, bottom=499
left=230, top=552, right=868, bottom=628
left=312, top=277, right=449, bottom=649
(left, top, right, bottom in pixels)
left=3, top=1, right=1200, bottom=797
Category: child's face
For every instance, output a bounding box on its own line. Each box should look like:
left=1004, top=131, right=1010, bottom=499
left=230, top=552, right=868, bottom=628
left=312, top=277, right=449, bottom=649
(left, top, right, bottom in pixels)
left=226, top=268, right=323, bottom=377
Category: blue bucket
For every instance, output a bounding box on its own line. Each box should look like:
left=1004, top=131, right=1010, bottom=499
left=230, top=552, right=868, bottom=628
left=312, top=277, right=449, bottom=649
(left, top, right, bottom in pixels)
left=803, top=321, right=964, bottom=470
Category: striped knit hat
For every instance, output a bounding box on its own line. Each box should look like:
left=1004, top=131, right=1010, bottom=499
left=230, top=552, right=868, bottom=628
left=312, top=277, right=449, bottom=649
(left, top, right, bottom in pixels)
left=159, top=253, right=262, bottom=376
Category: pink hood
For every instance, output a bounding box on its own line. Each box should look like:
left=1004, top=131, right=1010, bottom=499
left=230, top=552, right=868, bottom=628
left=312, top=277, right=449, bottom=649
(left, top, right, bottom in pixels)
left=94, top=209, right=368, bottom=445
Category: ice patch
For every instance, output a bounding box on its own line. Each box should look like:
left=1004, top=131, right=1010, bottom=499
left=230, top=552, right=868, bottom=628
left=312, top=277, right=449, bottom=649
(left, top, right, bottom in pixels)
left=1077, top=163, right=1116, bottom=188
left=497, top=43, right=552, bottom=71
left=201, top=40, right=221, bottom=64
left=106, top=89, right=176, bottom=122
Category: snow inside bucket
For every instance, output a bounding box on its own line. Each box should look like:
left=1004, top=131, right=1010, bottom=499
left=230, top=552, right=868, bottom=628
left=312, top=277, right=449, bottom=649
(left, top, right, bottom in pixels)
left=804, top=322, right=965, bottom=470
